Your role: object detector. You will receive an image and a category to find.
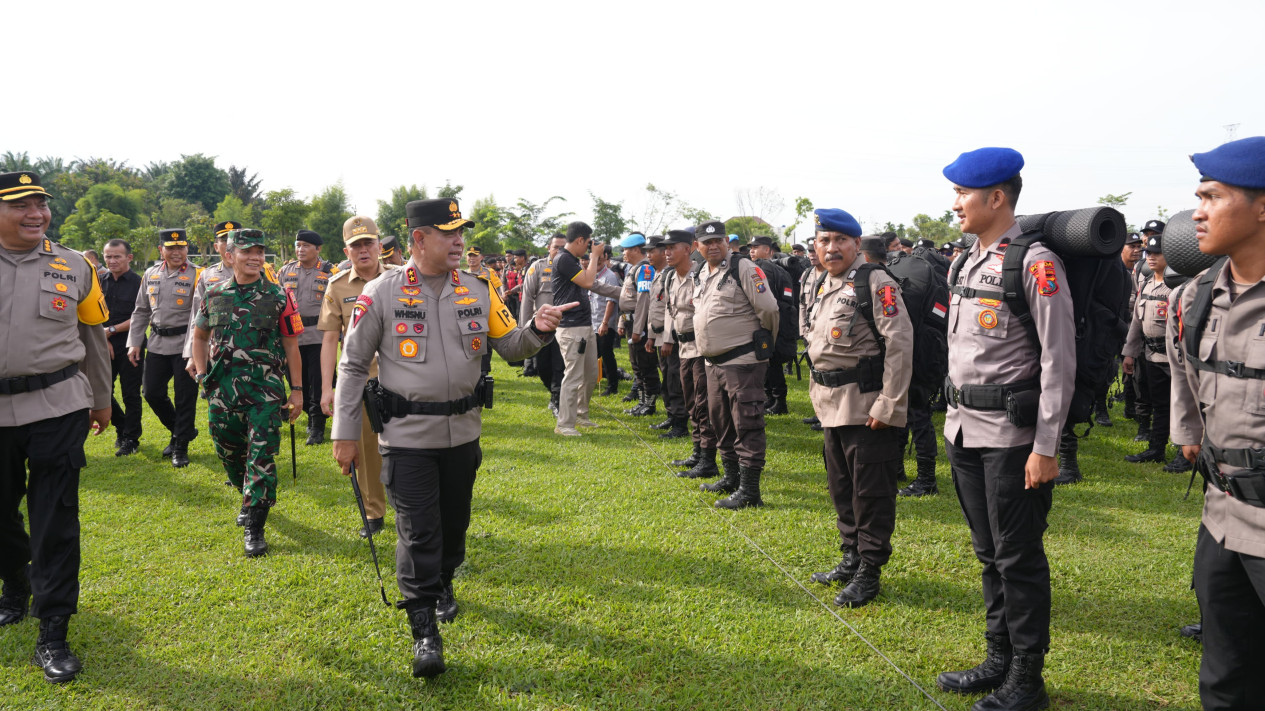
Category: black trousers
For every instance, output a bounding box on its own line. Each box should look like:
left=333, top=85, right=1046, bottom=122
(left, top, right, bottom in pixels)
left=596, top=329, right=618, bottom=387
left=904, top=398, right=937, bottom=465
left=681, top=356, right=716, bottom=449
left=142, top=351, right=197, bottom=441
left=0, top=409, right=87, bottom=619
left=630, top=338, right=660, bottom=395
left=1132, top=356, right=1152, bottom=428
left=661, top=349, right=688, bottom=419
left=1195, top=524, right=1265, bottom=710
left=824, top=425, right=902, bottom=566
left=706, top=361, right=768, bottom=469
left=764, top=355, right=788, bottom=397
left=109, top=337, right=144, bottom=442
left=945, top=436, right=1053, bottom=654
left=297, top=343, right=324, bottom=420
left=536, top=339, right=563, bottom=395
left=382, top=440, right=482, bottom=608
left=1140, top=357, right=1171, bottom=444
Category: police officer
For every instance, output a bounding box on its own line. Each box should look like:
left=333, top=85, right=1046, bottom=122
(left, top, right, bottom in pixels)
left=0, top=171, right=112, bottom=684
left=691, top=220, right=779, bottom=508
left=320, top=217, right=391, bottom=537
left=181, top=222, right=238, bottom=363
left=1129, top=221, right=1165, bottom=444
left=277, top=229, right=340, bottom=445
left=1105, top=231, right=1145, bottom=424
left=648, top=232, right=693, bottom=439
left=748, top=235, right=795, bottom=416
left=805, top=210, right=914, bottom=607
left=128, top=229, right=202, bottom=467
left=1169, top=136, right=1265, bottom=710
left=660, top=230, right=720, bottom=474
left=519, top=233, right=566, bottom=413
left=800, top=237, right=826, bottom=430
left=619, top=233, right=661, bottom=416
left=332, top=198, right=570, bottom=678
left=101, top=238, right=144, bottom=456
left=380, top=234, right=405, bottom=267
left=935, top=148, right=1074, bottom=710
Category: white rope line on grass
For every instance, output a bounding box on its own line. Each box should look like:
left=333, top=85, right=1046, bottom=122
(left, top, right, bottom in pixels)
left=591, top=399, right=950, bottom=711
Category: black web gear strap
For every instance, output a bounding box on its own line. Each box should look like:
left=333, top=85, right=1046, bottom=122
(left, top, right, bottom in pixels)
left=946, top=234, right=1041, bottom=346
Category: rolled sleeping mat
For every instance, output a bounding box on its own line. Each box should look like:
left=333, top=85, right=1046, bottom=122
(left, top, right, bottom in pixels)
left=1016, top=206, right=1126, bottom=258
left=1163, top=209, right=1221, bottom=277
left=959, top=233, right=978, bottom=249
left=1140, top=260, right=1153, bottom=279
left=1163, top=266, right=1191, bottom=290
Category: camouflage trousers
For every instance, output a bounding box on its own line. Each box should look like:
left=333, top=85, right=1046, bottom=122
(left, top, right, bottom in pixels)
left=208, top=397, right=282, bottom=509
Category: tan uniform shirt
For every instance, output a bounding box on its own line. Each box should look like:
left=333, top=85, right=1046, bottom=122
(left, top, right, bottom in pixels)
left=620, top=259, right=658, bottom=338
left=318, top=264, right=392, bottom=378
left=1170, top=262, right=1265, bottom=558
left=517, top=257, right=555, bottom=323
left=183, top=261, right=232, bottom=358
left=333, top=263, right=546, bottom=449
left=129, top=261, right=202, bottom=356
left=944, top=223, right=1076, bottom=457
left=660, top=266, right=700, bottom=360
left=278, top=260, right=339, bottom=347
left=691, top=257, right=780, bottom=365
left=807, top=257, right=914, bottom=428
left=1123, top=275, right=1172, bottom=364
left=0, top=238, right=112, bottom=426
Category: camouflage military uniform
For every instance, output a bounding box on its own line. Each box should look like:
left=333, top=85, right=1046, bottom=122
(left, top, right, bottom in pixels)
left=196, top=277, right=302, bottom=508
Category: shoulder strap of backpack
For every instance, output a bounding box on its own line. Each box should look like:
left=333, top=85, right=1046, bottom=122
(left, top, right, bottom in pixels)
left=847, top=263, right=889, bottom=357
left=1180, top=260, right=1265, bottom=378
left=718, top=253, right=746, bottom=289
left=1000, top=235, right=1040, bottom=346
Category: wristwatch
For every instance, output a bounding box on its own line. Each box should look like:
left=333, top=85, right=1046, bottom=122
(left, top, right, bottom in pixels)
left=195, top=373, right=206, bottom=383
left=106, top=325, right=116, bottom=334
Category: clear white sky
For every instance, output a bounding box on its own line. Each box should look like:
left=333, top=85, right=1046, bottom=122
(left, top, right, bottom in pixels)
left=8, top=0, right=1262, bottom=240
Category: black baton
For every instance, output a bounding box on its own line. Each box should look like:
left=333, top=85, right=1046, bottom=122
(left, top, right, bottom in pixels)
left=349, top=463, right=391, bottom=607
left=289, top=422, right=297, bottom=482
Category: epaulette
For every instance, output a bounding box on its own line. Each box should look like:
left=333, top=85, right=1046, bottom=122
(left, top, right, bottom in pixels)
left=327, top=268, right=353, bottom=283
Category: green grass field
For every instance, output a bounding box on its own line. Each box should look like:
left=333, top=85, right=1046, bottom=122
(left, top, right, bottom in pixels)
left=0, top=353, right=1203, bottom=710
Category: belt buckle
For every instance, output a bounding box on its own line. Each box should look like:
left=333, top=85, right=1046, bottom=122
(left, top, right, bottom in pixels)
left=1226, top=361, right=1246, bottom=378
left=1250, top=448, right=1265, bottom=470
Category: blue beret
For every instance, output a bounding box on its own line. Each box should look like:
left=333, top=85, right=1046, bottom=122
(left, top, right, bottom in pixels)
left=813, top=208, right=862, bottom=237
left=620, top=233, right=647, bottom=248
left=728, top=233, right=739, bottom=242
left=1191, top=136, right=1265, bottom=190
left=942, top=147, right=1024, bottom=188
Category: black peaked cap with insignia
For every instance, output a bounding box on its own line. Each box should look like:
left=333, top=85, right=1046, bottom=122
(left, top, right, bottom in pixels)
left=0, top=171, right=52, bottom=201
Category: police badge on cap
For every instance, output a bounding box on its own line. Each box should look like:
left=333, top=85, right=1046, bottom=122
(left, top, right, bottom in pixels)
left=696, top=221, right=727, bottom=240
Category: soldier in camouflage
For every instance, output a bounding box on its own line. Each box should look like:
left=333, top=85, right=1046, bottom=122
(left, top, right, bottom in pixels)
left=190, top=229, right=304, bottom=558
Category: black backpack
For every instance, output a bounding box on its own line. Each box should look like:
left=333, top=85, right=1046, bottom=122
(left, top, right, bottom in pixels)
left=807, top=262, right=907, bottom=369
left=947, top=232, right=1131, bottom=428
left=887, top=249, right=951, bottom=400
left=756, top=258, right=798, bottom=361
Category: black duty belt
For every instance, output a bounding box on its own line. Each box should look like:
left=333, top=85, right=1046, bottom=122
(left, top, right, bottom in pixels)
left=946, top=377, right=1040, bottom=411
left=651, top=325, right=664, bottom=335
left=1143, top=336, right=1167, bottom=354
left=705, top=342, right=755, bottom=366
left=1205, top=441, right=1265, bottom=472
left=672, top=329, right=696, bottom=343
left=811, top=368, right=862, bottom=387
left=381, top=381, right=485, bottom=417
left=1199, top=438, right=1265, bottom=508
left=301, top=315, right=319, bottom=327
left=154, top=325, right=188, bottom=337
left=0, top=363, right=79, bottom=395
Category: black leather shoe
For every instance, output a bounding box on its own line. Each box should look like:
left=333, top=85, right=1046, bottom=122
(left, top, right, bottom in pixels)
left=1164, top=454, right=1193, bottom=473
left=115, top=438, right=140, bottom=457
left=671, top=445, right=701, bottom=468
left=971, top=652, right=1049, bottom=711
left=171, top=441, right=190, bottom=468
left=899, top=478, right=939, bottom=497
left=0, top=577, right=30, bottom=627
left=1133, top=426, right=1150, bottom=442
left=1180, top=622, right=1202, bottom=642
left=1053, top=468, right=1082, bottom=485
left=1125, top=447, right=1166, bottom=463
left=162, top=436, right=176, bottom=457
left=701, top=459, right=740, bottom=493
left=359, top=517, right=384, bottom=538
left=622, top=387, right=639, bottom=403
left=305, top=428, right=324, bottom=446
left=802, top=415, right=820, bottom=425
left=834, top=561, right=880, bottom=607
left=33, top=616, right=82, bottom=684
left=938, top=633, right=1012, bottom=695
left=810, top=547, right=859, bottom=585
left=407, top=606, right=446, bottom=678
left=244, top=507, right=269, bottom=557
left=600, top=384, right=618, bottom=397
left=1094, top=412, right=1113, bottom=427
left=810, top=422, right=823, bottom=431
left=436, top=582, right=459, bottom=623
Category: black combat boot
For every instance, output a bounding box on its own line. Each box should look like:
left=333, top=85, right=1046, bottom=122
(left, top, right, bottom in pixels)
left=1133, top=422, right=1150, bottom=442
left=762, top=393, right=776, bottom=410
left=767, top=389, right=788, bottom=415
left=672, top=444, right=702, bottom=468
left=600, top=382, right=619, bottom=396
left=360, top=517, right=384, bottom=538
left=0, top=574, right=30, bottom=627
left=407, top=605, right=446, bottom=678
left=243, top=507, right=269, bottom=557
left=305, top=414, right=326, bottom=445
left=899, top=459, right=939, bottom=497
left=33, top=615, right=82, bottom=683
left=939, top=633, right=1013, bottom=695
left=834, top=561, right=880, bottom=607
left=170, top=439, right=190, bottom=468
left=521, top=357, right=537, bottom=377
left=1054, top=434, right=1082, bottom=485
left=1125, top=440, right=1166, bottom=463
left=810, top=546, right=859, bottom=585
left=622, top=382, right=640, bottom=403
left=971, top=652, right=1049, bottom=711
left=436, top=581, right=459, bottom=623
left=659, top=418, right=689, bottom=439
left=632, top=393, right=657, bottom=417
left=549, top=392, right=560, bottom=417
left=1093, top=399, right=1113, bottom=427
left=701, top=458, right=740, bottom=493
left=650, top=418, right=673, bottom=430
left=1164, top=453, right=1193, bottom=473
left=235, top=505, right=248, bottom=527
left=715, top=466, right=764, bottom=509
left=679, top=448, right=720, bottom=479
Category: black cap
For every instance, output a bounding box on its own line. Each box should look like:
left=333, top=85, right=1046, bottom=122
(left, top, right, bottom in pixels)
left=405, top=198, right=474, bottom=231
left=160, top=229, right=188, bottom=247
left=663, top=230, right=693, bottom=246
left=1142, top=219, right=1166, bottom=235
left=1145, top=234, right=1163, bottom=254
left=296, top=229, right=323, bottom=246
left=0, top=171, right=51, bottom=201
left=750, top=235, right=777, bottom=249
left=791, top=243, right=806, bottom=252
left=647, top=235, right=666, bottom=249
left=380, top=234, right=400, bottom=258
left=214, top=221, right=241, bottom=237
left=696, top=220, right=727, bottom=240
left=916, top=238, right=935, bottom=249
left=1124, top=232, right=1143, bottom=245
left=899, top=238, right=914, bottom=248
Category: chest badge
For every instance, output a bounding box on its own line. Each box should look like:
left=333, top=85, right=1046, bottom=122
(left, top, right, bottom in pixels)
left=978, top=309, right=998, bottom=329
left=455, top=297, right=477, bottom=305
left=395, top=323, right=408, bottom=334
left=399, top=338, right=419, bottom=358
left=55, top=283, right=68, bottom=293
left=401, top=286, right=421, bottom=296
left=830, top=326, right=842, bottom=339
left=51, top=297, right=67, bottom=311
left=454, top=286, right=470, bottom=295
left=468, top=320, right=482, bottom=332
left=471, top=336, right=482, bottom=351
left=398, top=297, right=425, bottom=307
left=413, top=323, right=425, bottom=334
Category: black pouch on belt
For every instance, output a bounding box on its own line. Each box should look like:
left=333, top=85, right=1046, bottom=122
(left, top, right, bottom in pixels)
left=481, top=375, right=495, bottom=410
left=362, top=379, right=387, bottom=433
left=1227, top=470, right=1265, bottom=509
left=1005, top=388, right=1041, bottom=428
left=752, top=329, right=773, bottom=361
left=856, top=355, right=885, bottom=394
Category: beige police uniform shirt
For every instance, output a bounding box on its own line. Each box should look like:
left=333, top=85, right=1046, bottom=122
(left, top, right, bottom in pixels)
left=691, top=257, right=780, bottom=365
left=517, top=256, right=555, bottom=323
left=1123, top=275, right=1173, bottom=364
left=944, top=222, right=1076, bottom=457
left=278, top=260, right=338, bottom=347
left=659, top=266, right=700, bottom=360
left=129, top=261, right=201, bottom=356
left=333, top=262, right=546, bottom=449
left=182, top=261, right=232, bottom=358
left=0, top=238, right=112, bottom=426
left=318, top=264, right=391, bottom=379
left=807, top=257, right=914, bottom=428
left=1170, top=262, right=1265, bottom=558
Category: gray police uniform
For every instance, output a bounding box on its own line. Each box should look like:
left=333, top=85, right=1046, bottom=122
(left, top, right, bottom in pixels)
left=129, top=260, right=201, bottom=446
left=1123, top=273, right=1173, bottom=452
left=661, top=265, right=711, bottom=447
left=648, top=267, right=688, bottom=428
left=519, top=256, right=562, bottom=398
left=620, top=259, right=661, bottom=399
left=277, top=259, right=338, bottom=428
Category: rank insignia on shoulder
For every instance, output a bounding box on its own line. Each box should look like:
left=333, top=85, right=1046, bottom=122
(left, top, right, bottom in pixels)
left=406, top=267, right=419, bottom=285
left=847, top=270, right=856, bottom=280
left=451, top=269, right=461, bottom=285
left=455, top=296, right=477, bottom=305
